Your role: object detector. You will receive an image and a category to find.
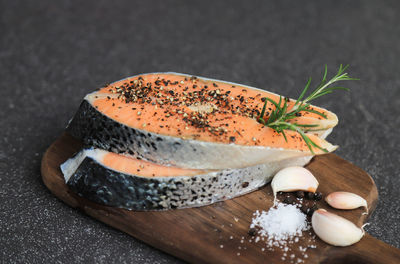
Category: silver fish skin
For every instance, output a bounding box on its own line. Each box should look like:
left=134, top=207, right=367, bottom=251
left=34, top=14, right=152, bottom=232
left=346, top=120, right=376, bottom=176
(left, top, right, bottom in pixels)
left=61, top=148, right=313, bottom=211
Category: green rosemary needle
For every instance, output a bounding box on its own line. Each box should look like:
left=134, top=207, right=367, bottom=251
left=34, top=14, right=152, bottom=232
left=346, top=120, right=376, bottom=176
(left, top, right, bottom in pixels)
left=258, top=64, right=358, bottom=154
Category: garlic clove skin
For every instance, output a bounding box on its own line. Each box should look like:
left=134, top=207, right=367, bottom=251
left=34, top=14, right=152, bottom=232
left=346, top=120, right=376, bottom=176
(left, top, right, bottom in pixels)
left=312, top=209, right=364, bottom=246
left=325, top=192, right=368, bottom=213
left=271, top=166, right=319, bottom=199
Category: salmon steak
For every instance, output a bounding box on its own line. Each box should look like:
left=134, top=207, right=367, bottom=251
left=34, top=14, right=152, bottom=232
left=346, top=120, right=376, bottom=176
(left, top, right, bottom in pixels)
left=66, top=73, right=337, bottom=170
left=61, top=148, right=312, bottom=210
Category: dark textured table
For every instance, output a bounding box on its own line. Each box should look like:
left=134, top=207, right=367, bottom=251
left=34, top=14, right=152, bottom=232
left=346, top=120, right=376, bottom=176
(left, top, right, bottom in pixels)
left=1, top=1, right=399, bottom=263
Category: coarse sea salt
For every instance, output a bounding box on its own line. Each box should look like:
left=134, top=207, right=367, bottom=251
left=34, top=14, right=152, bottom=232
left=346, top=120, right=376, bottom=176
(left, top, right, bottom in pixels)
left=250, top=203, right=308, bottom=245
left=250, top=202, right=315, bottom=263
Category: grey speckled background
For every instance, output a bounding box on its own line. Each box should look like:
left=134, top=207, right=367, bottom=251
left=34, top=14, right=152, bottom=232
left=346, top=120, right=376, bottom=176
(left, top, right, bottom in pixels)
left=1, top=0, right=399, bottom=263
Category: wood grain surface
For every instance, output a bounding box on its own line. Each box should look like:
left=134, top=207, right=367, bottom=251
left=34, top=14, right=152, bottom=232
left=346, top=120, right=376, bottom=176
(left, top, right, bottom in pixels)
left=41, top=133, right=400, bottom=264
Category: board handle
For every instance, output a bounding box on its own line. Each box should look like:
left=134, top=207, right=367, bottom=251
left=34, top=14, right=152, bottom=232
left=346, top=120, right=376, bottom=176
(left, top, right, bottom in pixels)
left=322, top=233, right=400, bottom=264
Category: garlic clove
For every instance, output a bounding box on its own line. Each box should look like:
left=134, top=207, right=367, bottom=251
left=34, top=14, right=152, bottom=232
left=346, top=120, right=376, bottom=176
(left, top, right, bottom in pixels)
left=325, top=192, right=368, bottom=214
left=312, top=209, right=364, bottom=246
left=271, top=166, right=319, bottom=202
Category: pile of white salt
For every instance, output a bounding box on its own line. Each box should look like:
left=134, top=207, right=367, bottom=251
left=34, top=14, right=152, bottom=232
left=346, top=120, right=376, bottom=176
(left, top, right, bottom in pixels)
left=250, top=202, right=315, bottom=263
left=251, top=203, right=308, bottom=244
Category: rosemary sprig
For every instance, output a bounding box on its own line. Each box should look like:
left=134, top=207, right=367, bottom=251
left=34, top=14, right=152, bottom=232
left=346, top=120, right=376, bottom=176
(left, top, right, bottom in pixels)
left=258, top=64, right=358, bottom=154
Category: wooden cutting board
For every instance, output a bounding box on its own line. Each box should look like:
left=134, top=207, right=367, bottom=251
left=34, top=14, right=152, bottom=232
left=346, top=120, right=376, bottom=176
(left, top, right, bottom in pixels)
left=41, top=133, right=400, bottom=264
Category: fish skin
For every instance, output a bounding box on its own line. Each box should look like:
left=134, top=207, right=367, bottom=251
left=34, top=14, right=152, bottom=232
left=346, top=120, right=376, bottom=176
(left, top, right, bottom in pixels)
left=61, top=149, right=313, bottom=210
left=67, top=100, right=335, bottom=169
